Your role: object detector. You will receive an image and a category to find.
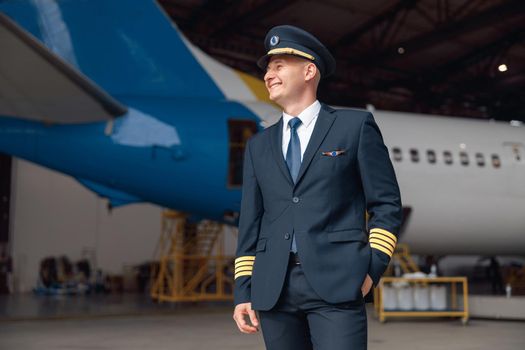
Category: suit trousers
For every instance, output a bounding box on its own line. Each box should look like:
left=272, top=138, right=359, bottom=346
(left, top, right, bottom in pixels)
left=258, top=255, right=367, bottom=350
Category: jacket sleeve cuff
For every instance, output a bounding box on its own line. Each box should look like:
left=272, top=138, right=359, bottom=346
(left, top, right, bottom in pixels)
left=233, top=275, right=252, bottom=306
left=233, top=256, right=255, bottom=306
left=368, top=249, right=391, bottom=286
left=368, top=228, right=396, bottom=285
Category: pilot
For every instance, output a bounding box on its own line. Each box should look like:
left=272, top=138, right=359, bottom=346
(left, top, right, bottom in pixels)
left=232, top=25, right=402, bottom=349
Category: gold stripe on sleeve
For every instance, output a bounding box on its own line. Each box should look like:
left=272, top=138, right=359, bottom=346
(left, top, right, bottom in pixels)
left=369, top=234, right=396, bottom=251
left=370, top=243, right=394, bottom=257
left=235, top=261, right=254, bottom=268
left=235, top=271, right=252, bottom=279
left=235, top=256, right=256, bottom=264
left=370, top=228, right=397, bottom=243
left=235, top=265, right=253, bottom=271
left=234, top=266, right=253, bottom=274
left=369, top=238, right=394, bottom=255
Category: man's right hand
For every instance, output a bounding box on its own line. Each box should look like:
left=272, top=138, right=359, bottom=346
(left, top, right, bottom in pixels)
left=233, top=302, right=259, bottom=334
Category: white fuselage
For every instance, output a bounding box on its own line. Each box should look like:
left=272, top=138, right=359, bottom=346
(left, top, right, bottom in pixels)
left=375, top=110, right=525, bottom=255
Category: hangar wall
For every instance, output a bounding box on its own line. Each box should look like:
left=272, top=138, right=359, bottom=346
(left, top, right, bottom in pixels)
left=9, top=159, right=162, bottom=293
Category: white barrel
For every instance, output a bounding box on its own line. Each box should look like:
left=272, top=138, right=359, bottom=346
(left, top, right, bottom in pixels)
left=430, top=285, right=447, bottom=310
left=382, top=285, right=398, bottom=310
left=413, top=285, right=430, bottom=310
left=396, top=286, right=414, bottom=310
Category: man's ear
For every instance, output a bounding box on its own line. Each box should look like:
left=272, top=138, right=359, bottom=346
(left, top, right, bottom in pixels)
left=304, top=62, right=318, bottom=82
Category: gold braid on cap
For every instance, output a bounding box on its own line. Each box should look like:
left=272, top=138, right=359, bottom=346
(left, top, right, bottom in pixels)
left=267, top=48, right=315, bottom=61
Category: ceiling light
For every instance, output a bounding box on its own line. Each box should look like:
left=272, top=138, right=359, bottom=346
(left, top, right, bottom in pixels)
left=397, top=47, right=405, bottom=54
left=498, top=64, right=508, bottom=72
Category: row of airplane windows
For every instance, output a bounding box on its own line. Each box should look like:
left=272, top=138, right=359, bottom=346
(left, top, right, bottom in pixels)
left=390, top=148, right=501, bottom=168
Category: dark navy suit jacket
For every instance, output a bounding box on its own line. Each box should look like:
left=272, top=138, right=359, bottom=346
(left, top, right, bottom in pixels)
left=234, top=103, right=402, bottom=311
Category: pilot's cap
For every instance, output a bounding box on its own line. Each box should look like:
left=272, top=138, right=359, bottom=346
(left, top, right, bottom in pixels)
left=257, top=25, right=336, bottom=78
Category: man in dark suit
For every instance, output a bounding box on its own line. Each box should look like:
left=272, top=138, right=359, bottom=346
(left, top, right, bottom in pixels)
left=233, top=25, right=402, bottom=349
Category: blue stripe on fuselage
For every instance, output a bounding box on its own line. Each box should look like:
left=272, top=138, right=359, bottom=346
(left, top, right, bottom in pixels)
left=0, top=98, right=261, bottom=221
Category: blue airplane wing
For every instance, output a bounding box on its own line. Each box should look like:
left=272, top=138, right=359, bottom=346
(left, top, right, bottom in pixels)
left=0, top=0, right=225, bottom=102
left=0, top=12, right=127, bottom=124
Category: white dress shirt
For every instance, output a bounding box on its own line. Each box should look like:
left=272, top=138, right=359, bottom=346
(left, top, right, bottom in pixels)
left=282, top=100, right=321, bottom=162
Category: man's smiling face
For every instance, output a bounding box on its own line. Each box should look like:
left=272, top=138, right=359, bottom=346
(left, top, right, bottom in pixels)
left=264, top=55, right=309, bottom=107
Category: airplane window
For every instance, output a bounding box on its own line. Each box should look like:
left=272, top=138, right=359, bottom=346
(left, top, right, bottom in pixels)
left=492, top=154, right=501, bottom=168
left=459, top=151, right=469, bottom=166
left=228, top=119, right=258, bottom=187
left=443, top=151, right=453, bottom=165
left=410, top=148, right=419, bottom=162
left=512, top=145, right=522, bottom=162
left=475, top=153, right=485, bottom=167
left=502, top=142, right=523, bottom=163
left=427, top=150, right=436, bottom=164
left=392, top=147, right=402, bottom=162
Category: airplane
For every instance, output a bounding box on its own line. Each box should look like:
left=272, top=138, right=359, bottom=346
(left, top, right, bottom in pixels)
left=0, top=0, right=524, bottom=257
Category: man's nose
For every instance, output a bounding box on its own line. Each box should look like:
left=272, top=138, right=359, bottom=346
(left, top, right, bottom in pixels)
left=264, top=70, right=274, bottom=82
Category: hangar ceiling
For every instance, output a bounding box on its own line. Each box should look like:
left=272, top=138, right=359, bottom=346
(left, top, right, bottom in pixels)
left=159, top=0, right=525, bottom=122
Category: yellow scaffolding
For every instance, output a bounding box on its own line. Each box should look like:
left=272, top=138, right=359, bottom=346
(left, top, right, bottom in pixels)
left=374, top=276, right=469, bottom=324
left=150, top=210, right=235, bottom=302
left=373, top=243, right=469, bottom=324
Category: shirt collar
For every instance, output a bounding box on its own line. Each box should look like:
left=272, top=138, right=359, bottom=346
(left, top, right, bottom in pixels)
left=283, top=100, right=321, bottom=129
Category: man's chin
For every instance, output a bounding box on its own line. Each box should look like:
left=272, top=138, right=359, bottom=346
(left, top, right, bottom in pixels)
left=268, top=93, right=282, bottom=104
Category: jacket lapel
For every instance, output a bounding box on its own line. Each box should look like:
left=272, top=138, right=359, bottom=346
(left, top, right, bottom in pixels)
left=270, top=117, right=294, bottom=186
left=294, top=103, right=337, bottom=186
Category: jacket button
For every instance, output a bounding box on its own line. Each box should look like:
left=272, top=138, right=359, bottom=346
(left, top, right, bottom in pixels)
left=292, top=196, right=300, bottom=203
left=284, top=233, right=290, bottom=240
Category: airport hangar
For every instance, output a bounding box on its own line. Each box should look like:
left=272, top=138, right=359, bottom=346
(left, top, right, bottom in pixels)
left=0, top=1, right=524, bottom=349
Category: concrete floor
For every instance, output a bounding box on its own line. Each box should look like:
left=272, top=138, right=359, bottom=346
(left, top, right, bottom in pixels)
left=1, top=296, right=524, bottom=349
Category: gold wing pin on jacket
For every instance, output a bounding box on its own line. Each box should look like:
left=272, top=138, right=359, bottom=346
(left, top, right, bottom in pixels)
left=321, top=149, right=346, bottom=157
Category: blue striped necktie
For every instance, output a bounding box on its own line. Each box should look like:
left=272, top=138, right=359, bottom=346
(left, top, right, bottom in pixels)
left=286, top=117, right=302, bottom=253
